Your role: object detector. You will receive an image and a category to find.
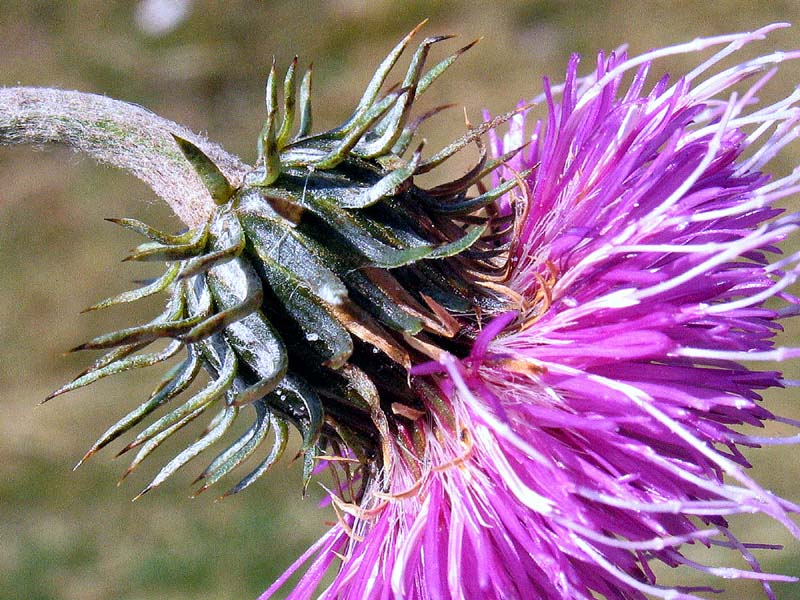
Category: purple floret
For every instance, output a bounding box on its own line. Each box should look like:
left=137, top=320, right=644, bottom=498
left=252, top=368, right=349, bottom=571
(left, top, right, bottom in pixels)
left=264, top=24, right=800, bottom=600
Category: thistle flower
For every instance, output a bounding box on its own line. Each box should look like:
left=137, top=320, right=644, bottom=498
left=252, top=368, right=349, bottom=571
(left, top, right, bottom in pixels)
left=33, top=23, right=528, bottom=501
left=260, top=25, right=800, bottom=600
left=3, top=20, right=800, bottom=600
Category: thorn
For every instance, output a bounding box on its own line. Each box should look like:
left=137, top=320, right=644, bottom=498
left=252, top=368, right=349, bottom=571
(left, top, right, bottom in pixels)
left=410, top=18, right=429, bottom=36
left=41, top=391, right=60, bottom=403
left=462, top=106, right=475, bottom=130
left=460, top=37, right=482, bottom=55
left=42, top=378, right=77, bottom=402
left=118, top=464, right=136, bottom=486
left=69, top=343, right=91, bottom=353
left=131, top=486, right=151, bottom=502
left=73, top=448, right=96, bottom=470
left=115, top=441, right=137, bottom=458
left=191, top=484, right=209, bottom=499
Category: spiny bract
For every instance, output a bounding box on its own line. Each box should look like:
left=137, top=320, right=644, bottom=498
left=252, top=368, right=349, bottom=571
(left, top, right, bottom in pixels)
left=48, top=24, right=522, bottom=500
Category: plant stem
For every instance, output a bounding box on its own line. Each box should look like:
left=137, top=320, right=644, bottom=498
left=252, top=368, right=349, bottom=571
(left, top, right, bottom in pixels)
left=0, top=87, right=249, bottom=227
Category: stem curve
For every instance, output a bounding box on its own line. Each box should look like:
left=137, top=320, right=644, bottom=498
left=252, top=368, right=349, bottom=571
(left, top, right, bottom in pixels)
left=0, top=87, right=250, bottom=226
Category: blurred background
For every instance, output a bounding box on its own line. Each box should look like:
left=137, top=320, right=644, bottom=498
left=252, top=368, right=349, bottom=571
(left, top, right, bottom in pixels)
left=2, top=1, right=800, bottom=598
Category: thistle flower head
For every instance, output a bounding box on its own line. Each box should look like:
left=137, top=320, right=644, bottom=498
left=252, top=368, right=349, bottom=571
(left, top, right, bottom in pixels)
left=259, top=24, right=800, bottom=600
left=30, top=18, right=800, bottom=600
left=49, top=24, right=519, bottom=500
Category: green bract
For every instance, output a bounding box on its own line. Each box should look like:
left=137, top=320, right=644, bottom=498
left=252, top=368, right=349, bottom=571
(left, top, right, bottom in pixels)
left=48, top=24, right=522, bottom=500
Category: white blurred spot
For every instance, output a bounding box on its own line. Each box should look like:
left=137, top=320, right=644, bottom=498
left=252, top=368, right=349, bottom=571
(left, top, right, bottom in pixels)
left=135, top=0, right=193, bottom=36
left=316, top=281, right=346, bottom=305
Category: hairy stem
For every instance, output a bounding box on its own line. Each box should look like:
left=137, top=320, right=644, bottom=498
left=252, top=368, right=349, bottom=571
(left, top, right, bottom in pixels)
left=0, top=87, right=250, bottom=227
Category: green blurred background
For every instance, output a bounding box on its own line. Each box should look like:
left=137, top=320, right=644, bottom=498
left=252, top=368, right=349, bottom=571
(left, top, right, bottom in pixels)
left=2, top=1, right=800, bottom=598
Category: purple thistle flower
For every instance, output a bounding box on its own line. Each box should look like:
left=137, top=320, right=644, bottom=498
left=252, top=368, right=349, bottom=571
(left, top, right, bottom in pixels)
left=261, top=24, right=800, bottom=600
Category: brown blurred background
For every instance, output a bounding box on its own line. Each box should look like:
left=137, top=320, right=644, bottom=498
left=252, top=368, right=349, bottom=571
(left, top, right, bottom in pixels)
left=2, top=1, right=800, bottom=598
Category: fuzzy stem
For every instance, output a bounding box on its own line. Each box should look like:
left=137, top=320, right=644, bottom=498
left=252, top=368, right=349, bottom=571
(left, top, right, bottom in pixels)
left=0, top=87, right=250, bottom=227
